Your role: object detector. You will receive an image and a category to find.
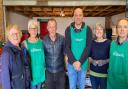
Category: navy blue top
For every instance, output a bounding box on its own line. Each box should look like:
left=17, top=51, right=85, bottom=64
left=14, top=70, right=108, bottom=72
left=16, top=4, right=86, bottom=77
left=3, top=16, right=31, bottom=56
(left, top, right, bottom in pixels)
left=1, top=41, right=30, bottom=89
left=90, top=39, right=111, bottom=74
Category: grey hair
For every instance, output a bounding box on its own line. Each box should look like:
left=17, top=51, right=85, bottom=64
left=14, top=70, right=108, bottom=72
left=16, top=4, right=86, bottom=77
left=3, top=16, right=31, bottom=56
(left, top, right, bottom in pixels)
left=93, top=23, right=106, bottom=39
left=28, top=19, right=39, bottom=30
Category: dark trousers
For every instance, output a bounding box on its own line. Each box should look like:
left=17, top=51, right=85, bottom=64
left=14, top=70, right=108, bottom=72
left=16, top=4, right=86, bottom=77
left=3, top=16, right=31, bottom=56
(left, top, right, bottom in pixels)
left=46, top=70, right=65, bottom=89
left=90, top=75, right=107, bottom=89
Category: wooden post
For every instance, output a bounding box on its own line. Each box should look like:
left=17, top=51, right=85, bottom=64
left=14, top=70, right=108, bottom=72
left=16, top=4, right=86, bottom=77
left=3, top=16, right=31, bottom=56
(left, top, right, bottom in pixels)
left=0, top=0, right=4, bottom=41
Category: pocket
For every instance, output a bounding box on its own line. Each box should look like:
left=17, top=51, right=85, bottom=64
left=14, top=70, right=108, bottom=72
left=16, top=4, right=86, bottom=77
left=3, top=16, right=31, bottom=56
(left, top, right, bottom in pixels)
left=67, top=63, right=75, bottom=75
left=25, top=66, right=31, bottom=81
left=67, top=63, right=72, bottom=71
left=11, top=74, right=24, bottom=89
left=45, top=44, right=52, bottom=49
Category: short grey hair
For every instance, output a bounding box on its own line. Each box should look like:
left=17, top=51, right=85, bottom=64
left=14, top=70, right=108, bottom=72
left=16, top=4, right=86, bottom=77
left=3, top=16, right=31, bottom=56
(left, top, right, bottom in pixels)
left=6, top=24, right=22, bottom=39
left=93, top=23, right=106, bottom=39
left=28, top=19, right=39, bottom=30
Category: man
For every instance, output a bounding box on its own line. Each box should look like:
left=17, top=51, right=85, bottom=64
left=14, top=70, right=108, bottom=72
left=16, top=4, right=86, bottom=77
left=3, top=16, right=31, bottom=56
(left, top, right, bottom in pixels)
left=43, top=18, right=65, bottom=89
left=107, top=19, right=128, bottom=89
left=65, top=8, right=92, bottom=89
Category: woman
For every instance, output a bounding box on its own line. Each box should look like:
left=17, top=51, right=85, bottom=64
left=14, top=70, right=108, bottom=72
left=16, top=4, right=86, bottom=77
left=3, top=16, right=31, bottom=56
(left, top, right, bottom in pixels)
left=107, top=19, right=128, bottom=89
left=89, top=23, right=111, bottom=89
left=23, top=19, right=45, bottom=89
left=1, top=24, right=30, bottom=89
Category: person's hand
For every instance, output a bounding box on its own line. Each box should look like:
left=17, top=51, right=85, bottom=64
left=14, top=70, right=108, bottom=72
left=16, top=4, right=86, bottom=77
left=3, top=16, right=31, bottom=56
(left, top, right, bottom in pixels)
left=96, top=61, right=99, bottom=64
left=89, top=57, right=93, bottom=63
left=64, top=55, right=68, bottom=65
left=73, top=61, right=81, bottom=71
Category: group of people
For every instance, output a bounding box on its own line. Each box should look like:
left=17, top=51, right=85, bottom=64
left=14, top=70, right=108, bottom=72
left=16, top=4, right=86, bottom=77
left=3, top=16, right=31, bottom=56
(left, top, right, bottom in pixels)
left=1, top=7, right=128, bottom=89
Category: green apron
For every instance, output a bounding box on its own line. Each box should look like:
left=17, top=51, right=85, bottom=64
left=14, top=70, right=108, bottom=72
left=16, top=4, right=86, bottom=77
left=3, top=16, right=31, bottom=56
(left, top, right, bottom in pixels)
left=70, top=25, right=88, bottom=70
left=25, top=39, right=45, bottom=86
left=107, top=40, right=128, bottom=89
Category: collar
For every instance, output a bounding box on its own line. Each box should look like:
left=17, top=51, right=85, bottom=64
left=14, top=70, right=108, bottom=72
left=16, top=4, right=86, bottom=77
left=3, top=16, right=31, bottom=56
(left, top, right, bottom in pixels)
left=71, top=22, right=85, bottom=32
left=4, top=41, right=21, bottom=53
left=48, top=33, right=59, bottom=42
left=116, top=37, right=128, bottom=45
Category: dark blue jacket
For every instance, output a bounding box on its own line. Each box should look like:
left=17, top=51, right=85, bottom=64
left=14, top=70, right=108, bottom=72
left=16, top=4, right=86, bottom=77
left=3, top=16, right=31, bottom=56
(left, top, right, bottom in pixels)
left=43, top=33, right=65, bottom=73
left=1, top=41, right=31, bottom=89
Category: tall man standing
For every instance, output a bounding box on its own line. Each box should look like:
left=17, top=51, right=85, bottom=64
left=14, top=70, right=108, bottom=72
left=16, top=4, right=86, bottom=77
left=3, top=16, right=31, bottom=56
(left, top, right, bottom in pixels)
left=65, top=8, right=92, bottom=89
left=43, top=18, right=65, bottom=89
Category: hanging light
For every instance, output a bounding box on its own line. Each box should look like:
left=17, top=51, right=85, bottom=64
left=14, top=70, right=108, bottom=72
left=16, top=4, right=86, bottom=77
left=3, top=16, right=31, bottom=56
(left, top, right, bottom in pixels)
left=60, top=10, right=65, bottom=17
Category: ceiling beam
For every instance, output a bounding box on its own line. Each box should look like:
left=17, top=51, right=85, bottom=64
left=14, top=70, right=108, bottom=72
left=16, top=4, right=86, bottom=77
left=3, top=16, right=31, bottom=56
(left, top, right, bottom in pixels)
left=3, top=0, right=126, bottom=6
left=85, top=6, right=98, bottom=16
left=6, top=5, right=125, bottom=17
left=92, top=6, right=112, bottom=16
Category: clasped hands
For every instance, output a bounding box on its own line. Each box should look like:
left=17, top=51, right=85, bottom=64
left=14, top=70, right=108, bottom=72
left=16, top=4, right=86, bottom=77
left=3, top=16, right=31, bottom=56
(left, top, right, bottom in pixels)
left=73, top=61, right=81, bottom=71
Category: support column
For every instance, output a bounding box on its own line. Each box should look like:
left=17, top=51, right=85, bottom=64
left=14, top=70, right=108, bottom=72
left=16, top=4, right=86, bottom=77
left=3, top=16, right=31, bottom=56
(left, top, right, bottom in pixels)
left=105, top=16, right=112, bottom=29
left=105, top=16, right=113, bottom=40
left=0, top=0, right=4, bottom=40
left=105, top=16, right=117, bottom=40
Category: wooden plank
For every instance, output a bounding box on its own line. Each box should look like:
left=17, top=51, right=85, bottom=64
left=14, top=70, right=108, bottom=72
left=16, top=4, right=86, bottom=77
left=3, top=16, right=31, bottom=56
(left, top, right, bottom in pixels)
left=92, top=6, right=112, bottom=16
left=5, top=5, right=126, bottom=17
left=0, top=0, right=4, bottom=41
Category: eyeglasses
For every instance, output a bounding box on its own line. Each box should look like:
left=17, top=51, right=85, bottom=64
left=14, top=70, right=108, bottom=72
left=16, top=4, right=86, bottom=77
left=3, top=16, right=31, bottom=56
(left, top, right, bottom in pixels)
left=9, top=33, right=20, bottom=37
left=29, top=28, right=37, bottom=30
left=117, top=26, right=128, bottom=29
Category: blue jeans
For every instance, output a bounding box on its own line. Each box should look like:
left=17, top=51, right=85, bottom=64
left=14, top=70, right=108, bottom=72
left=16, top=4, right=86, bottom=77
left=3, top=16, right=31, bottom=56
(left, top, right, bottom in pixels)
left=90, top=75, right=107, bottom=89
left=67, top=63, right=87, bottom=89
left=31, top=83, right=41, bottom=89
